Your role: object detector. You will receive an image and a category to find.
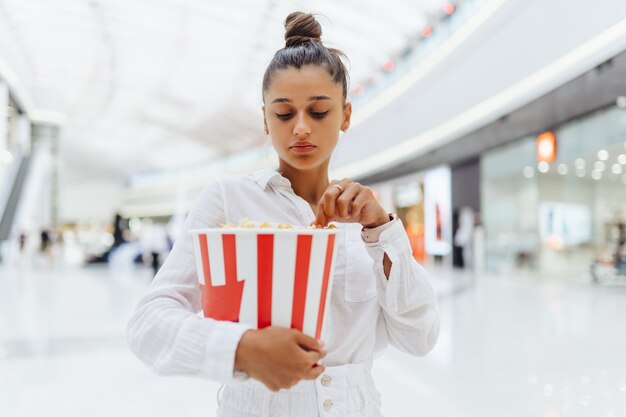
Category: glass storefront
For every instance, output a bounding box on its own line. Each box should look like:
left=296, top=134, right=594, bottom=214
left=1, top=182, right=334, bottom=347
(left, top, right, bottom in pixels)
left=482, top=105, right=626, bottom=278
left=371, top=165, right=453, bottom=265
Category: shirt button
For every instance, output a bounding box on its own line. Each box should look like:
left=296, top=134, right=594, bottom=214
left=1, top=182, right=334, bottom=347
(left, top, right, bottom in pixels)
left=321, top=375, right=331, bottom=387
left=323, top=399, right=333, bottom=412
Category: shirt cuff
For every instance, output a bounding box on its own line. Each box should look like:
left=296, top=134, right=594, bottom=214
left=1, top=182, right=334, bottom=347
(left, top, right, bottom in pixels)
left=363, top=215, right=412, bottom=264
left=200, top=320, right=253, bottom=382
left=361, top=213, right=398, bottom=243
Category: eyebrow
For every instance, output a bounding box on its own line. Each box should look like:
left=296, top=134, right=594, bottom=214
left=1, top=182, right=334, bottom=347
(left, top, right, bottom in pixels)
left=271, top=95, right=332, bottom=104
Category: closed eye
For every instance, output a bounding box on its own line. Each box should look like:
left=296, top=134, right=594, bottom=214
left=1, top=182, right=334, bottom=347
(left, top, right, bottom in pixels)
left=276, top=111, right=328, bottom=120
left=311, top=111, right=328, bottom=119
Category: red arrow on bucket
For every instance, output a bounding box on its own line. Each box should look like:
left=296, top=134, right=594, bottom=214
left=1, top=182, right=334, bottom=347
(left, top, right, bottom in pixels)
left=199, top=234, right=245, bottom=322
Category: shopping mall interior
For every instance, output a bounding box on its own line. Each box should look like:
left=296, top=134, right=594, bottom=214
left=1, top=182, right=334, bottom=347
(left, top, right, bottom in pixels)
left=1, top=0, right=626, bottom=416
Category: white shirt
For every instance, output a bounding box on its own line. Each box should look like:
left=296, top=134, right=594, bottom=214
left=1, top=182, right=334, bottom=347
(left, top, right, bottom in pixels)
left=127, top=169, right=439, bottom=416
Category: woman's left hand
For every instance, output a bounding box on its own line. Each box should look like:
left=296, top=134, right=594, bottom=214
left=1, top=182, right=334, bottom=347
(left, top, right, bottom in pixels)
left=312, top=179, right=390, bottom=228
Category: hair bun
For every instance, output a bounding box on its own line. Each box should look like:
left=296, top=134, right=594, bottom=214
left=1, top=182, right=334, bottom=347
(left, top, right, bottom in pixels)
left=284, top=12, right=322, bottom=47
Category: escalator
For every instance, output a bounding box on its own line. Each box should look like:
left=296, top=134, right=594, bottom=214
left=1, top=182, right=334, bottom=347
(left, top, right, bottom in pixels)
left=0, top=154, right=31, bottom=260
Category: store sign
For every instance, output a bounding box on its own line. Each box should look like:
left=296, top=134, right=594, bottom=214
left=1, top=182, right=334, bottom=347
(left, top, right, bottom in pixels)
left=537, top=131, right=557, bottom=163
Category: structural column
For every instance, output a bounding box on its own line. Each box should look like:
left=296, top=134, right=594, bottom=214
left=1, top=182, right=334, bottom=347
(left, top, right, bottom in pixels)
left=0, top=80, right=9, bottom=185
left=0, top=79, right=8, bottom=157
left=14, top=113, right=31, bottom=155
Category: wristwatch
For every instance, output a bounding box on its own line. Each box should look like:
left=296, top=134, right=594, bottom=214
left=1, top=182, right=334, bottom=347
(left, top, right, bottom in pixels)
left=233, top=369, right=249, bottom=381
left=361, top=213, right=397, bottom=243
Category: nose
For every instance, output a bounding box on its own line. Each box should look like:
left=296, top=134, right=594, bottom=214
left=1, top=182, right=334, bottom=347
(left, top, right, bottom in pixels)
left=293, top=112, right=311, bottom=137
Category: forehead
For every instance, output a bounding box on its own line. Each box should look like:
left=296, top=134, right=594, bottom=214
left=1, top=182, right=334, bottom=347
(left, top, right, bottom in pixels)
left=265, top=65, right=343, bottom=102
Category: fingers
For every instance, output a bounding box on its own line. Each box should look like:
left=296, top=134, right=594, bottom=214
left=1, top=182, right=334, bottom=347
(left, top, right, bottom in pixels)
left=318, top=179, right=355, bottom=224
left=349, top=188, right=370, bottom=221
left=295, top=332, right=326, bottom=355
left=302, top=350, right=324, bottom=367
left=322, top=181, right=343, bottom=223
left=303, top=364, right=326, bottom=380
left=335, top=182, right=360, bottom=218
left=249, top=328, right=329, bottom=393
left=313, top=179, right=379, bottom=227
left=313, top=179, right=347, bottom=227
left=314, top=202, right=328, bottom=228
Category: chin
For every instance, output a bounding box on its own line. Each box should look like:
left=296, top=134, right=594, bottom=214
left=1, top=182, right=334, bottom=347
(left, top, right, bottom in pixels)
left=284, top=156, right=326, bottom=171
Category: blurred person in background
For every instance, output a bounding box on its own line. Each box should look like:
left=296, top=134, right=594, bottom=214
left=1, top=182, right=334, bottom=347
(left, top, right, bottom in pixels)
left=140, top=221, right=170, bottom=277
left=51, top=228, right=65, bottom=265
left=39, top=228, right=51, bottom=255
left=127, top=11, right=439, bottom=417
left=616, top=239, right=626, bottom=275
left=453, top=206, right=475, bottom=269
left=18, top=232, right=27, bottom=255
left=112, top=213, right=129, bottom=249
left=615, top=223, right=626, bottom=276
left=37, top=228, right=54, bottom=266
left=473, top=211, right=485, bottom=273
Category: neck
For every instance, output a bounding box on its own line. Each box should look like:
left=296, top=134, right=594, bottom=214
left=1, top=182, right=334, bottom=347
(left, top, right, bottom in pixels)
left=278, top=161, right=330, bottom=208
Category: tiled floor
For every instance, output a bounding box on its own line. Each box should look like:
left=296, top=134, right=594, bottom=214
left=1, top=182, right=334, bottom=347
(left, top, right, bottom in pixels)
left=1, top=262, right=625, bottom=417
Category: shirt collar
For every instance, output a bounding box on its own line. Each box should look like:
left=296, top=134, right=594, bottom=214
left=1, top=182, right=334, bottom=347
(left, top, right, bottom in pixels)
left=251, top=168, right=292, bottom=190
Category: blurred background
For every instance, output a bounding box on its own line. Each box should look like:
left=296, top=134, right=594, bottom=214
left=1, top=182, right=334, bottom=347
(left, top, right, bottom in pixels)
left=1, top=0, right=626, bottom=416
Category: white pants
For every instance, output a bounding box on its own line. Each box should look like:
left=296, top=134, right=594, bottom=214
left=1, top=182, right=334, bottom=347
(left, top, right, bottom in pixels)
left=217, top=359, right=383, bottom=417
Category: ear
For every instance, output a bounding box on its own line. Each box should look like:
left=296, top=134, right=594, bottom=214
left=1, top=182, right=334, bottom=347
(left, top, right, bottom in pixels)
left=262, top=106, right=269, bottom=135
left=341, top=102, right=352, bottom=132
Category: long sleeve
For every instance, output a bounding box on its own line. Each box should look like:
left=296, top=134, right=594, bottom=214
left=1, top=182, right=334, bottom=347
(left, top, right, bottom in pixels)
left=126, top=180, right=252, bottom=382
left=364, top=220, right=440, bottom=357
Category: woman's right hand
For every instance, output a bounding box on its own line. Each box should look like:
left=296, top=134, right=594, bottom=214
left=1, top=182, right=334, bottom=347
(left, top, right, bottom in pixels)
left=234, top=327, right=326, bottom=391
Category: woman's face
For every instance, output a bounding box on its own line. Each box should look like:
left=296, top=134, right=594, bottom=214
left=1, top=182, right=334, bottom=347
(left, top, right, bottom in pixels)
left=263, top=65, right=351, bottom=172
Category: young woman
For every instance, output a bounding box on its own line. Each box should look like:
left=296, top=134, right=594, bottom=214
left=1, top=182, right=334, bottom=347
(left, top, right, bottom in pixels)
left=127, top=11, right=439, bottom=417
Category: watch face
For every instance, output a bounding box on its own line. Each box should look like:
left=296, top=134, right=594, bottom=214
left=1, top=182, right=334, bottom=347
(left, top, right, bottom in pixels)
left=233, top=370, right=249, bottom=381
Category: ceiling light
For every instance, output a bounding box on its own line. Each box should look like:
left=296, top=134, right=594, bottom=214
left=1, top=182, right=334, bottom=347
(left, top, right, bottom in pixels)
left=557, top=163, right=568, bottom=175
left=383, top=60, right=396, bottom=72
left=592, top=170, right=602, bottom=180
left=612, top=164, right=623, bottom=175
left=443, top=3, right=456, bottom=16
left=543, top=384, right=554, bottom=397
left=574, top=158, right=585, bottom=169
left=352, top=85, right=365, bottom=96
left=537, top=131, right=557, bottom=163
left=618, top=154, right=626, bottom=164
left=523, top=166, right=534, bottom=178
left=1, top=150, right=13, bottom=164
left=598, top=149, right=609, bottom=160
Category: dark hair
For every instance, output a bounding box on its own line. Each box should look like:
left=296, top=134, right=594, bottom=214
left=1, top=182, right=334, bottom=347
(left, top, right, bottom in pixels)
left=262, top=12, right=349, bottom=102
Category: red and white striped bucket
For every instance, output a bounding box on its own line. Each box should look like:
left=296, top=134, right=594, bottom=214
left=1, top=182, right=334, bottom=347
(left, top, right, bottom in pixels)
left=188, top=228, right=339, bottom=339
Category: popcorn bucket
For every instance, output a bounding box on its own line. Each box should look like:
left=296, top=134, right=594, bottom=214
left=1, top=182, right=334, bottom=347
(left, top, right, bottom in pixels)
left=188, top=228, right=339, bottom=339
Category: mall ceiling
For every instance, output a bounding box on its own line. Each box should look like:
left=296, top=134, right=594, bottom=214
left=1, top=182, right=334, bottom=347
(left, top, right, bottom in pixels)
left=360, top=48, right=626, bottom=184
left=0, top=0, right=449, bottom=181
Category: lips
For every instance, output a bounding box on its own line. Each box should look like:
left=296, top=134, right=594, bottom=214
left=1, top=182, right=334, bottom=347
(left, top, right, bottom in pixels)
left=289, top=141, right=316, bottom=149
left=289, top=142, right=317, bottom=154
